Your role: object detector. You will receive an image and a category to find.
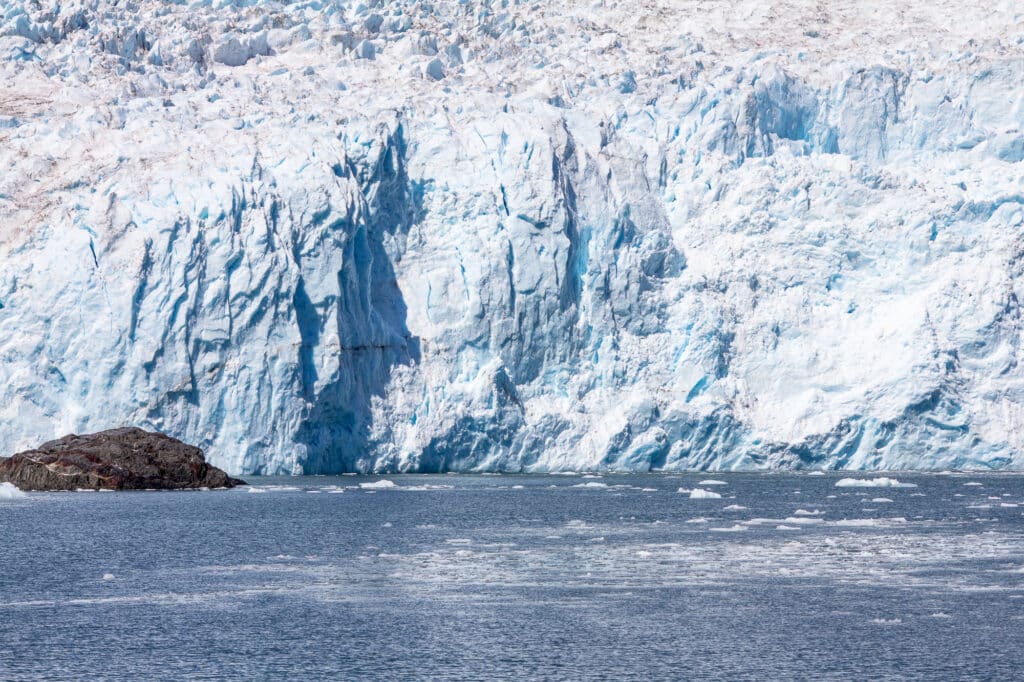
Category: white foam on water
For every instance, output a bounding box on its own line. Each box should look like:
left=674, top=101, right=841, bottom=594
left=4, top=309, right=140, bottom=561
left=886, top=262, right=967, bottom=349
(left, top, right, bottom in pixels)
left=835, top=478, right=916, bottom=488
left=685, top=518, right=709, bottom=524
left=964, top=482, right=984, bottom=486
left=793, top=509, right=824, bottom=516
left=102, top=573, right=115, bottom=581
left=689, top=488, right=722, bottom=499
left=710, top=524, right=746, bottom=532
left=401, top=484, right=455, bottom=491
left=1001, top=503, right=1019, bottom=508
left=776, top=525, right=800, bottom=530
left=0, top=482, right=26, bottom=500
left=870, top=618, right=902, bottom=625
left=247, top=487, right=269, bottom=494
left=571, top=482, right=609, bottom=489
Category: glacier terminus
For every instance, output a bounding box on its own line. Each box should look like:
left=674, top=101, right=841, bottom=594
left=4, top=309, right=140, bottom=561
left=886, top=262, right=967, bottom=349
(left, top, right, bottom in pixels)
left=2, top=0, right=1024, bottom=474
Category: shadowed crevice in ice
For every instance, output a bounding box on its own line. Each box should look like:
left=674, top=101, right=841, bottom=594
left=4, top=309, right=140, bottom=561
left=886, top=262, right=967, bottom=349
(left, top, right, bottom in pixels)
left=293, top=123, right=423, bottom=473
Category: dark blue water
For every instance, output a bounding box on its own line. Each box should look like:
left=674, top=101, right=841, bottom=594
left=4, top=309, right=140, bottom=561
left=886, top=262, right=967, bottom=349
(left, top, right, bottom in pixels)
left=2, top=473, right=1023, bottom=680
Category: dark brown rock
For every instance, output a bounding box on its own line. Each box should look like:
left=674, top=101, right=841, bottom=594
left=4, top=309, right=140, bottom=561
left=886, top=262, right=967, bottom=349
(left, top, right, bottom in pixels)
left=0, top=427, right=245, bottom=491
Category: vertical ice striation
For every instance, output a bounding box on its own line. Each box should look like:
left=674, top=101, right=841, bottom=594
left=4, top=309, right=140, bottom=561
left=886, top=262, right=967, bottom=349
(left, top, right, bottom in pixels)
left=1, top=0, right=1023, bottom=473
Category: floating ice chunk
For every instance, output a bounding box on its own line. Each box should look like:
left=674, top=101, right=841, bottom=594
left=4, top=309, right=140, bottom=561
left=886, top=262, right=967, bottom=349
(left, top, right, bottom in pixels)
left=964, top=482, right=983, bottom=487
left=685, top=517, right=708, bottom=524
left=699, top=479, right=727, bottom=485
left=783, top=516, right=824, bottom=524
left=776, top=525, right=800, bottom=530
left=835, top=477, right=916, bottom=488
left=1000, top=503, right=1019, bottom=508
left=871, top=498, right=893, bottom=503
left=710, top=524, right=746, bottom=532
left=0, top=482, right=26, bottom=499
left=806, top=471, right=826, bottom=476
left=689, top=488, right=722, bottom=499
left=572, top=482, right=608, bottom=488
left=360, top=480, right=396, bottom=489
left=834, top=517, right=907, bottom=526
left=723, top=504, right=747, bottom=511
left=102, top=573, right=115, bottom=581
left=793, top=509, right=824, bottom=516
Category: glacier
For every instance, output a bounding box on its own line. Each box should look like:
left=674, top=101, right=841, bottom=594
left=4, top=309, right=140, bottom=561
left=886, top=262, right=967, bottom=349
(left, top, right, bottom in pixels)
left=1, top=0, right=1024, bottom=473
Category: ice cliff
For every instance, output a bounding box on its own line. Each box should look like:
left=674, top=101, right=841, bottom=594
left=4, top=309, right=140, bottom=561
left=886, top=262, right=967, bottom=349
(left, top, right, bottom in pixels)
left=2, top=0, right=1024, bottom=473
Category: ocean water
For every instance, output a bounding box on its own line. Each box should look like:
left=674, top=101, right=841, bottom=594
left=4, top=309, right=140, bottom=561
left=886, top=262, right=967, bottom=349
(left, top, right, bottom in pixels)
left=2, top=473, right=1023, bottom=680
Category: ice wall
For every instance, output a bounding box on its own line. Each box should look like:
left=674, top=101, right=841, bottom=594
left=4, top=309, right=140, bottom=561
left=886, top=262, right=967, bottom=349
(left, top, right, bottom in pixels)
left=2, top=0, right=1023, bottom=472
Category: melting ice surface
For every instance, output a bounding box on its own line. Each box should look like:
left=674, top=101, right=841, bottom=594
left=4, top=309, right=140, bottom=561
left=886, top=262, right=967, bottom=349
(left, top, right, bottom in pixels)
left=2, top=472, right=1024, bottom=679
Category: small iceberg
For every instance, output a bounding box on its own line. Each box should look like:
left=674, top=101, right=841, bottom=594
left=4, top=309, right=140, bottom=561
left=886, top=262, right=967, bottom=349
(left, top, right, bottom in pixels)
left=360, top=480, right=397, bottom=490
left=835, top=477, right=916, bottom=488
left=689, top=488, right=722, bottom=499
left=698, top=479, right=728, bottom=486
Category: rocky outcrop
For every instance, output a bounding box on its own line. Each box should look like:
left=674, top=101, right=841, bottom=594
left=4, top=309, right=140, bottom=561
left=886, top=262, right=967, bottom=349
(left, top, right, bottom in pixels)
left=0, top=428, right=244, bottom=491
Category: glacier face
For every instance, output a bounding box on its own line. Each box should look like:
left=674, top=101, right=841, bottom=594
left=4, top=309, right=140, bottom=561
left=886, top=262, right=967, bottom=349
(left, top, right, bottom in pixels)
left=2, top=0, right=1024, bottom=473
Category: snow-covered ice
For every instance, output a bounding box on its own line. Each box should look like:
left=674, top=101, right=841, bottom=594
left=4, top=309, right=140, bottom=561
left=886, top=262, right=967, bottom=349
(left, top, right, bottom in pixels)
left=2, top=0, right=1023, bottom=474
